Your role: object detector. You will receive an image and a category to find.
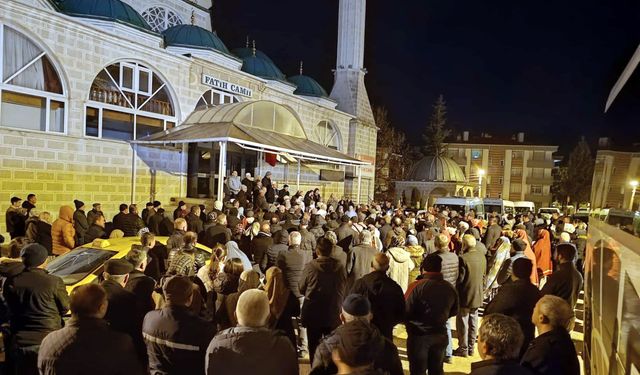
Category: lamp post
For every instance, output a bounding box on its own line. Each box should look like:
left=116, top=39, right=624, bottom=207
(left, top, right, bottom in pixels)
left=630, top=180, right=639, bottom=211
left=478, top=168, right=485, bottom=198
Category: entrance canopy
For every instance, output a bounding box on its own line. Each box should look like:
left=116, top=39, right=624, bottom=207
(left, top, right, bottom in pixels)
left=131, top=100, right=368, bottom=167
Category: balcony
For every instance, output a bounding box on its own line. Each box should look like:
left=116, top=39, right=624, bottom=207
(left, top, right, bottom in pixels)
left=527, top=159, right=554, bottom=168
left=525, top=193, right=552, bottom=202
left=526, top=176, right=554, bottom=185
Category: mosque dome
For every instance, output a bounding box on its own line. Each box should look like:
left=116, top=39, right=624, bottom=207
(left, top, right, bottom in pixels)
left=56, top=0, right=151, bottom=31
left=406, top=155, right=467, bottom=182
left=163, top=25, right=230, bottom=54
left=232, top=47, right=286, bottom=81
left=289, top=74, right=329, bottom=98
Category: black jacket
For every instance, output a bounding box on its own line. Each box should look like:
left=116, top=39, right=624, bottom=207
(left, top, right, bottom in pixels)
left=541, top=261, right=583, bottom=309
left=405, top=272, right=459, bottom=336
left=73, top=209, right=89, bottom=245
left=277, top=246, right=307, bottom=298
left=3, top=267, right=69, bottom=346
left=485, top=278, right=541, bottom=354
left=521, top=328, right=580, bottom=375
left=125, top=270, right=156, bottom=317
left=148, top=214, right=173, bottom=236
left=186, top=213, right=204, bottom=235
left=436, top=250, right=461, bottom=288
left=299, top=228, right=317, bottom=254
left=26, top=219, right=53, bottom=254
left=484, top=223, right=502, bottom=250
left=250, top=232, right=273, bottom=268
left=300, top=257, right=347, bottom=328
left=205, top=326, right=298, bottom=375
left=457, top=248, right=487, bottom=308
left=309, top=320, right=403, bottom=375
left=266, top=236, right=288, bottom=272
left=38, top=317, right=144, bottom=375
left=84, top=224, right=106, bottom=244
left=350, top=270, right=405, bottom=339
left=201, top=224, right=231, bottom=249
left=471, top=359, right=534, bottom=375
left=102, top=279, right=145, bottom=361
left=143, top=305, right=216, bottom=375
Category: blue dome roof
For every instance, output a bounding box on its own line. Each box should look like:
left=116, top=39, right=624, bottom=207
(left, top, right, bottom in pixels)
left=233, top=48, right=286, bottom=81
left=163, top=25, right=230, bottom=54
left=289, top=75, right=329, bottom=98
left=55, top=0, right=151, bottom=31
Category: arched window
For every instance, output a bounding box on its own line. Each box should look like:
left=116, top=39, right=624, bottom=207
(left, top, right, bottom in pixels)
left=0, top=24, right=66, bottom=133
left=314, top=120, right=342, bottom=151
left=85, top=61, right=177, bottom=141
left=141, top=7, right=183, bottom=33
left=195, top=89, right=239, bottom=111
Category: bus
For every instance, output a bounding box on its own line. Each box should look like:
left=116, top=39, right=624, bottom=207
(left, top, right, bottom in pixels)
left=434, top=197, right=485, bottom=218
left=483, top=198, right=515, bottom=216
left=584, top=217, right=640, bottom=374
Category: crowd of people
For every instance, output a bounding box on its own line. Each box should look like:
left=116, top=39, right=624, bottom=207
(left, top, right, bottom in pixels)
left=1, top=172, right=585, bottom=375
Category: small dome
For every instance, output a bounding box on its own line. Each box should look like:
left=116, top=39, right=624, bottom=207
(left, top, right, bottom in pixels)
left=163, top=25, right=230, bottom=54
left=407, top=156, right=467, bottom=182
left=56, top=0, right=151, bottom=31
left=231, top=47, right=286, bottom=81
left=289, top=75, right=329, bottom=98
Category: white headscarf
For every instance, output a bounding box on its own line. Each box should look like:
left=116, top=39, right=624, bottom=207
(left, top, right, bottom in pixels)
left=225, top=241, right=252, bottom=271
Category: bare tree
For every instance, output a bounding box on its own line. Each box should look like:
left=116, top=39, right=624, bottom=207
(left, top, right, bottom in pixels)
left=374, top=107, right=407, bottom=201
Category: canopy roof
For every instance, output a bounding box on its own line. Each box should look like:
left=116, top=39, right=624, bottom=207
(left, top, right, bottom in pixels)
left=132, top=101, right=368, bottom=166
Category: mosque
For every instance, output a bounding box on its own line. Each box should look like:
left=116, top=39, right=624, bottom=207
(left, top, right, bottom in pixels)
left=0, top=0, right=377, bottom=233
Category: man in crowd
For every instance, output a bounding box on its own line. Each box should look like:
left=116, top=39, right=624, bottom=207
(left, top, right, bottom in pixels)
left=4, top=243, right=70, bottom=375
left=6, top=197, right=25, bottom=240
left=299, top=218, right=317, bottom=254
left=85, top=203, right=102, bottom=230
left=112, top=204, right=129, bottom=230
left=202, top=213, right=231, bottom=249
left=144, top=276, right=216, bottom=374
left=38, top=284, right=143, bottom=374
left=205, top=289, right=298, bottom=375
left=350, top=252, right=405, bottom=340
left=84, top=212, right=106, bottom=244
left=485, top=258, right=541, bottom=357
left=300, top=238, right=347, bottom=363
left=242, top=172, right=255, bottom=201
left=51, top=205, right=75, bottom=256
left=405, top=254, right=459, bottom=375
left=251, top=222, right=273, bottom=270
left=186, top=205, right=204, bottom=234
left=350, top=230, right=378, bottom=284
left=22, top=194, right=37, bottom=215
left=541, top=243, right=583, bottom=309
left=72, top=199, right=89, bottom=246
left=521, top=295, right=580, bottom=375
left=310, top=294, right=402, bottom=375
left=470, top=314, right=534, bottom=374
left=454, top=235, right=487, bottom=357
left=434, top=233, right=460, bottom=361
left=483, top=216, right=502, bottom=250
left=124, top=249, right=156, bottom=317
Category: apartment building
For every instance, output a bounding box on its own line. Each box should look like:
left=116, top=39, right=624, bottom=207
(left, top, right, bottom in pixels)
left=446, top=132, right=558, bottom=208
left=590, top=144, right=640, bottom=210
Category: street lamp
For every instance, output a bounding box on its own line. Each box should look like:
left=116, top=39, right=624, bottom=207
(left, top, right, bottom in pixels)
left=478, top=168, right=485, bottom=198
left=630, top=180, right=639, bottom=211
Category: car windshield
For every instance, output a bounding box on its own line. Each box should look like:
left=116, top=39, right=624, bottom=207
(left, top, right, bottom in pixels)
left=485, top=205, right=502, bottom=215
left=46, top=247, right=118, bottom=285
left=539, top=209, right=558, bottom=214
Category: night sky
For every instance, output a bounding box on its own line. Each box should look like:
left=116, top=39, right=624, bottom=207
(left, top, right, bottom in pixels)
left=215, top=0, right=640, bottom=153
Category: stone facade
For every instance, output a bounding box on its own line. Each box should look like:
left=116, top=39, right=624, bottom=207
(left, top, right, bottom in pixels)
left=590, top=150, right=640, bottom=209
left=0, top=0, right=377, bottom=237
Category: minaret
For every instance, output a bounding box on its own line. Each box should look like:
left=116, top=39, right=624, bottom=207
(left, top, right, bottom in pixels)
left=330, top=0, right=375, bottom=126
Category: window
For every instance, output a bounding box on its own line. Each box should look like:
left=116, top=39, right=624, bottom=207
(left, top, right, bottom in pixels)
left=86, top=62, right=176, bottom=141
left=532, top=168, right=544, bottom=178
left=531, top=185, right=543, bottom=194
left=314, top=121, right=342, bottom=151
left=471, top=149, right=482, bottom=160
left=0, top=25, right=66, bottom=133
left=511, top=167, right=522, bottom=177
left=195, top=89, right=239, bottom=110
left=141, top=7, right=183, bottom=33
left=512, top=151, right=521, bottom=159
left=498, top=177, right=503, bottom=185
left=500, top=160, right=504, bottom=166
left=511, top=183, right=521, bottom=193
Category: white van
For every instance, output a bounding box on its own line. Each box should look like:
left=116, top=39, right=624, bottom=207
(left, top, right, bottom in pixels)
left=514, top=201, right=536, bottom=214
left=483, top=198, right=515, bottom=216
left=434, top=197, right=485, bottom=218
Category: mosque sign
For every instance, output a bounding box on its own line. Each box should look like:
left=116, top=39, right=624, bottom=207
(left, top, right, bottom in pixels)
left=202, top=74, right=253, bottom=98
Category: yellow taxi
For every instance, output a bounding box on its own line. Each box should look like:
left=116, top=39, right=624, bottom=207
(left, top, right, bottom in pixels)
left=45, top=237, right=213, bottom=293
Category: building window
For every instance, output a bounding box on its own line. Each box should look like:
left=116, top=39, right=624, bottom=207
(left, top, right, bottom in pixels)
left=471, top=149, right=482, bottom=160
left=511, top=167, right=522, bottom=177
left=314, top=120, right=342, bottom=151
left=512, top=151, right=521, bottom=159
left=500, top=160, right=504, bottom=166
left=0, top=24, right=66, bottom=133
left=531, top=168, right=544, bottom=178
left=498, top=177, right=503, bottom=185
left=86, top=62, right=176, bottom=141
left=141, top=7, right=183, bottom=33
left=195, top=89, right=239, bottom=110
left=531, top=185, right=543, bottom=194
left=511, top=183, right=521, bottom=193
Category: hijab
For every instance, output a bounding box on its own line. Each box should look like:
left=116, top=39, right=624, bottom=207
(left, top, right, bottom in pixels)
left=221, top=270, right=261, bottom=328
left=225, top=241, right=252, bottom=271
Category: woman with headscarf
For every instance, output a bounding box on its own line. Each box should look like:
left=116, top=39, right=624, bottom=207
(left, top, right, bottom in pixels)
left=405, top=235, right=424, bottom=282
left=264, top=267, right=297, bottom=346
left=225, top=241, right=252, bottom=272
left=484, top=236, right=511, bottom=300
left=517, top=228, right=540, bottom=286
left=217, top=269, right=261, bottom=329
left=386, top=235, right=415, bottom=293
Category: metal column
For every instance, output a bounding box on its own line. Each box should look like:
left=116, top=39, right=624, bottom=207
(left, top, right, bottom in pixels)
left=130, top=144, right=137, bottom=204
left=217, top=141, right=227, bottom=201
left=296, top=159, right=301, bottom=192
left=356, top=165, right=362, bottom=204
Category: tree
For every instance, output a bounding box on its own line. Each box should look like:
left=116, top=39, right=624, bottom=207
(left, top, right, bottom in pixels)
left=422, top=95, right=451, bottom=156
left=374, top=107, right=407, bottom=200
left=552, top=138, right=594, bottom=205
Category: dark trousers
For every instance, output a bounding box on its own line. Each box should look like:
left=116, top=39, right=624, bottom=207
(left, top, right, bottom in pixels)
left=406, top=332, right=448, bottom=375
left=307, top=325, right=335, bottom=364
left=456, top=307, right=479, bottom=352
left=8, top=343, right=40, bottom=375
